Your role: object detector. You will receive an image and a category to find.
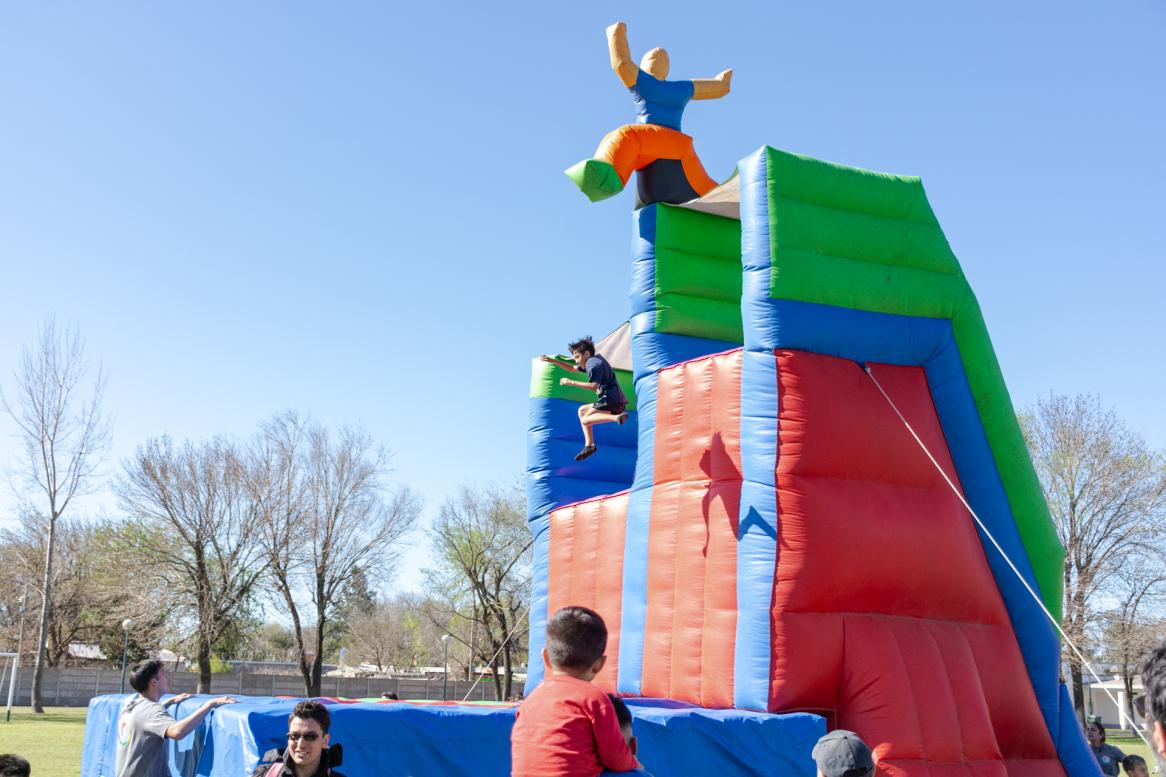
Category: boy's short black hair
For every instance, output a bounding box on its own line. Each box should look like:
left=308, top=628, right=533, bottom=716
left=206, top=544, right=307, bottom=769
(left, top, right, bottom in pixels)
left=128, top=659, right=164, bottom=693
left=0, top=754, right=31, bottom=777
left=567, top=337, right=595, bottom=357
left=1122, top=754, right=1147, bottom=773
left=545, top=606, right=607, bottom=670
left=608, top=694, right=632, bottom=731
left=1143, top=644, right=1166, bottom=729
left=290, top=700, right=331, bottom=734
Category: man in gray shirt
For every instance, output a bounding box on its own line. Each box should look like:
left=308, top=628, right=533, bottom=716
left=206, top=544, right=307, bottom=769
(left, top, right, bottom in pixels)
left=115, top=659, right=236, bottom=777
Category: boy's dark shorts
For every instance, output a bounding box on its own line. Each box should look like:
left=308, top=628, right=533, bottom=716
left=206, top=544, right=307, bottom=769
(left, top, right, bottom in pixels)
left=594, top=400, right=628, bottom=415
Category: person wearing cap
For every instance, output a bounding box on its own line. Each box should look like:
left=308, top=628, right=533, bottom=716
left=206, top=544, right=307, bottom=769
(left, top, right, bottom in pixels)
left=812, top=729, right=875, bottom=777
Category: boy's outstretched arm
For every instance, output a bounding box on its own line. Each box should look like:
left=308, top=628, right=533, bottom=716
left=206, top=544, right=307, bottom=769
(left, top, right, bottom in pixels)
left=539, top=354, right=583, bottom=373
left=607, top=22, right=639, bottom=88
left=692, top=68, right=733, bottom=100
left=165, top=696, right=237, bottom=740
left=560, top=377, right=598, bottom=391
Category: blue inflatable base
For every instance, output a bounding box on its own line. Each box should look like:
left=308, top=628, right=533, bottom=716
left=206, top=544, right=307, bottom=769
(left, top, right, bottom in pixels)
left=82, top=694, right=825, bottom=777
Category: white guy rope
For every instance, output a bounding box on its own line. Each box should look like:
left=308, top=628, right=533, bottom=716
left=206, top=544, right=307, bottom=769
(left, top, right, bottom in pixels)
left=861, top=364, right=1152, bottom=749
left=460, top=602, right=533, bottom=703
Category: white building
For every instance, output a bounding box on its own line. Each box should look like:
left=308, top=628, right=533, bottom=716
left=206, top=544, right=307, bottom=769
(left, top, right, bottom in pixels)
left=1086, top=675, right=1146, bottom=731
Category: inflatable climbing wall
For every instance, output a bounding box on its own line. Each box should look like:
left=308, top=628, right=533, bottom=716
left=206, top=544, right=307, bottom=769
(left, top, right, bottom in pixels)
left=526, top=147, right=1101, bottom=777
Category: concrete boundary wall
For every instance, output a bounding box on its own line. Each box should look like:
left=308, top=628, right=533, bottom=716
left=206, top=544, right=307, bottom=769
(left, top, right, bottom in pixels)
left=1, top=667, right=498, bottom=707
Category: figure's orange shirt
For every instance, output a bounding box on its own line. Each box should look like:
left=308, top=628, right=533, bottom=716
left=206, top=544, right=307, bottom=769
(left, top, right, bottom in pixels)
left=511, top=674, right=638, bottom=777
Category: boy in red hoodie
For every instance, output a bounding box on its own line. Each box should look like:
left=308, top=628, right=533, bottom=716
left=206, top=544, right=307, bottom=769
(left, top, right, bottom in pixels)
left=511, top=607, right=640, bottom=777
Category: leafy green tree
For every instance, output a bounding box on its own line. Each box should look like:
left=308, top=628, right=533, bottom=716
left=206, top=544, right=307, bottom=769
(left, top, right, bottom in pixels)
left=425, top=482, right=531, bottom=700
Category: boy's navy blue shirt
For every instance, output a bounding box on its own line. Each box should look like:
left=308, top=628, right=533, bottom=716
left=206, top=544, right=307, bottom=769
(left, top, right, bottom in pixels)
left=585, top=354, right=625, bottom=408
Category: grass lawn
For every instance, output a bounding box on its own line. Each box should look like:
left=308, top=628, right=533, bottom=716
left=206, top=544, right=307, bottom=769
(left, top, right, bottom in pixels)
left=1109, top=734, right=1158, bottom=772
left=1, top=707, right=88, bottom=777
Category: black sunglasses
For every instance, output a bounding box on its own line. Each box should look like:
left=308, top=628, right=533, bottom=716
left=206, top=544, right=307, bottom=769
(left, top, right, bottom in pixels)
left=287, top=732, right=322, bottom=742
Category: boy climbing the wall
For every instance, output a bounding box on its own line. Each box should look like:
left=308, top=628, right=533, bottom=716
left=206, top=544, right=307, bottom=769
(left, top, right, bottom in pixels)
left=511, top=606, right=641, bottom=776
left=540, top=337, right=628, bottom=462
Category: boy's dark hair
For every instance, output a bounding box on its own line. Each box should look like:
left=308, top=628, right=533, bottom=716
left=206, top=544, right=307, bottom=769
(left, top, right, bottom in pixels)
left=1143, top=644, right=1166, bottom=729
left=128, top=659, right=164, bottom=693
left=567, top=337, right=595, bottom=357
left=1122, top=754, right=1147, bottom=773
left=546, top=606, right=607, bottom=670
left=0, top=754, right=31, bottom=777
left=608, top=694, right=632, bottom=731
left=840, top=770, right=873, bottom=777
left=290, top=700, right=331, bottom=734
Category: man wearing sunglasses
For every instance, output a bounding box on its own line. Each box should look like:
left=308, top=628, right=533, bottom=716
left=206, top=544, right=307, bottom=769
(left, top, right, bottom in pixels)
left=251, top=701, right=345, bottom=777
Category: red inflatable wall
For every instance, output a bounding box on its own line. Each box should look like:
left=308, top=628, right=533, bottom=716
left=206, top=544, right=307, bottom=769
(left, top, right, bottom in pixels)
left=642, top=350, right=742, bottom=709
left=546, top=491, right=630, bottom=693
left=771, top=350, right=1063, bottom=776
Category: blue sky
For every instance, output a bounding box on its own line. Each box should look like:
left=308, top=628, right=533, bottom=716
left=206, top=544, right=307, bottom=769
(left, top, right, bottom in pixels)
left=1, top=2, right=1163, bottom=594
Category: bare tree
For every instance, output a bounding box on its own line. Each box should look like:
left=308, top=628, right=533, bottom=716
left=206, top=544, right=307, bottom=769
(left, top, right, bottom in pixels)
left=425, top=483, right=531, bottom=700
left=1, top=318, right=110, bottom=712
left=1099, top=555, right=1166, bottom=728
left=252, top=413, right=419, bottom=696
left=0, top=513, right=174, bottom=668
left=1021, top=393, right=1166, bottom=722
left=346, top=594, right=429, bottom=673
left=116, top=436, right=267, bottom=692
left=2, top=512, right=104, bottom=666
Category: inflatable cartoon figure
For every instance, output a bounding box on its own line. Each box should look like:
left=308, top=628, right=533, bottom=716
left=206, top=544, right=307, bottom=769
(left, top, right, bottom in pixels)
left=566, top=22, right=732, bottom=206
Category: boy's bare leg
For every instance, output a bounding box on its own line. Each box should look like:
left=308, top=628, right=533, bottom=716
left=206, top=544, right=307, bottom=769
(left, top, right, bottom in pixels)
left=580, top=409, right=624, bottom=443
left=576, top=406, right=630, bottom=459
left=577, top=405, right=612, bottom=447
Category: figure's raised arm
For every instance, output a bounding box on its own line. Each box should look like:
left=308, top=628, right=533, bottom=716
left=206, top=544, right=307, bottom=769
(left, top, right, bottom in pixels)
left=692, top=68, right=733, bottom=100
left=607, top=22, right=639, bottom=88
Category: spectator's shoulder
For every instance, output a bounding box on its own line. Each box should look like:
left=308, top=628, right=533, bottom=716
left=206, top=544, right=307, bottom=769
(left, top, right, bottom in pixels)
left=249, top=748, right=285, bottom=777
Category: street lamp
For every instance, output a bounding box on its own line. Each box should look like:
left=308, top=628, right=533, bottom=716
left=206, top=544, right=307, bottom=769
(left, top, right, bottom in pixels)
left=119, top=619, right=134, bottom=694
left=441, top=634, right=451, bottom=701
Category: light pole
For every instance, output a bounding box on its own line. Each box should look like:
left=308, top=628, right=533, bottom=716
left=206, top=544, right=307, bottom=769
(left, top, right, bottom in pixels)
left=441, top=634, right=451, bottom=701
left=119, top=619, right=134, bottom=694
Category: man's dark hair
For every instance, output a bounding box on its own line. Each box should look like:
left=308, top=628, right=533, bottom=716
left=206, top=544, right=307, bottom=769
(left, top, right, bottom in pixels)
left=608, top=694, right=632, bottom=731
left=1122, top=754, right=1147, bottom=773
left=128, top=659, right=164, bottom=693
left=1143, top=644, right=1166, bottom=728
left=0, top=755, right=30, bottom=777
left=567, top=337, right=595, bottom=357
left=290, top=700, right=331, bottom=734
left=546, top=606, right=607, bottom=670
